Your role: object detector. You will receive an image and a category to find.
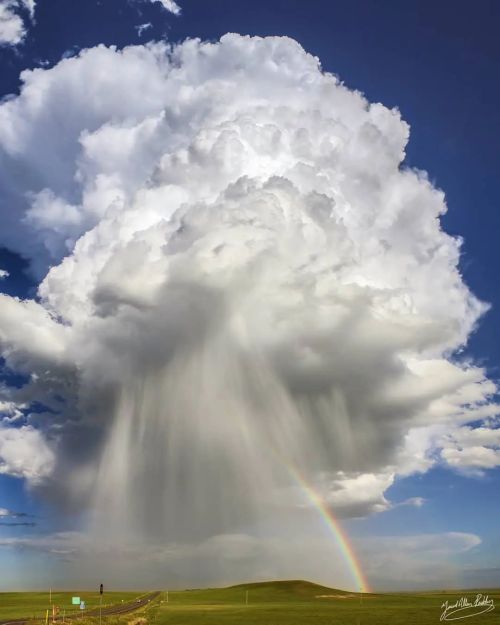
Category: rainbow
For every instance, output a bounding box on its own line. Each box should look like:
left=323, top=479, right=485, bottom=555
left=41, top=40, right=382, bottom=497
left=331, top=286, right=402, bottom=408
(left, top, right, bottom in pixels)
left=286, top=463, right=371, bottom=593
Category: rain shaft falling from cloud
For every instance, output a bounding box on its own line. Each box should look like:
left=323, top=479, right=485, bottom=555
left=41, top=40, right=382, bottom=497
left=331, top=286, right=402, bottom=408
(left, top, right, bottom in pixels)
left=0, top=34, right=498, bottom=586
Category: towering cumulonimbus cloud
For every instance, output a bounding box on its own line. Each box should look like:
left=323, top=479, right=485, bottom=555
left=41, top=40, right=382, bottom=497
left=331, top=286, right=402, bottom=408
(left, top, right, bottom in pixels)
left=0, top=34, right=498, bottom=586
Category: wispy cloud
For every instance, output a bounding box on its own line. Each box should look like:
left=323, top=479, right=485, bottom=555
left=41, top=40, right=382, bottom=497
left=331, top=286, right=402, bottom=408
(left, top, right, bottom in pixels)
left=0, top=507, right=30, bottom=518
left=0, top=508, right=35, bottom=526
left=135, top=22, right=152, bottom=37
left=358, top=532, right=482, bottom=590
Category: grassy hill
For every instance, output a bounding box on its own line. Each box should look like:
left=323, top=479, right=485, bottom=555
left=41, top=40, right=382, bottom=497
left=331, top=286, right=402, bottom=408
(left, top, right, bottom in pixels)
left=228, top=579, right=353, bottom=599
left=144, top=581, right=500, bottom=625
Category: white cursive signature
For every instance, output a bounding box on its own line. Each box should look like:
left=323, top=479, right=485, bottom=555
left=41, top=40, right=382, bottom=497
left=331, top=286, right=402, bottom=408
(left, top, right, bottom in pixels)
left=440, top=594, right=495, bottom=621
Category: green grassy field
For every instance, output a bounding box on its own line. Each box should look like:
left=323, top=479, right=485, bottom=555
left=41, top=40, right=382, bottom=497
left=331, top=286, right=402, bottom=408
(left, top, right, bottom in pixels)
left=143, top=581, right=500, bottom=625
left=0, top=591, right=141, bottom=620
left=2, top=581, right=500, bottom=625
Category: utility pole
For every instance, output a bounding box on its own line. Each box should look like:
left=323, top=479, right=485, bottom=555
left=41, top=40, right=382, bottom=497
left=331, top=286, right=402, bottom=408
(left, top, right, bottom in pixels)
left=245, top=590, right=248, bottom=606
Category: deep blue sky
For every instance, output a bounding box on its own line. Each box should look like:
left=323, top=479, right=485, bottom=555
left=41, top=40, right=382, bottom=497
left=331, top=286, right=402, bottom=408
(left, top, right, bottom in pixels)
left=0, top=0, right=499, bottom=590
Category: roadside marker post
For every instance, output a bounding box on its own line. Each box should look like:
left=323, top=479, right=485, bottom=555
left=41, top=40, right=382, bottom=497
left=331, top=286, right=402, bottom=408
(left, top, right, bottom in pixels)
left=99, top=582, right=104, bottom=625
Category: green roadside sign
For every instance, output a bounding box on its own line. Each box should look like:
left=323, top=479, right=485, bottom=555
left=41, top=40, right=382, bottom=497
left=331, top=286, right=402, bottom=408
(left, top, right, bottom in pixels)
left=71, top=597, right=80, bottom=605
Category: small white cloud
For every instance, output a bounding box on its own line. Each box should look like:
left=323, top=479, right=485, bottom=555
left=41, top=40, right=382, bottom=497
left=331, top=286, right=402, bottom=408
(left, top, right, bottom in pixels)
left=60, top=45, right=81, bottom=60
left=133, top=0, right=181, bottom=16
left=154, top=0, right=181, bottom=15
left=0, top=424, right=55, bottom=483
left=0, top=400, right=24, bottom=424
left=21, top=0, right=34, bottom=17
left=0, top=507, right=28, bottom=518
left=321, top=471, right=395, bottom=518
left=0, top=0, right=35, bottom=46
left=439, top=424, right=500, bottom=474
left=0, top=295, right=70, bottom=369
left=136, top=22, right=152, bottom=37
left=442, top=445, right=500, bottom=472
left=402, top=496, right=426, bottom=508
left=0, top=269, right=8, bottom=279
left=0, top=0, right=25, bottom=45
left=286, top=471, right=426, bottom=519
